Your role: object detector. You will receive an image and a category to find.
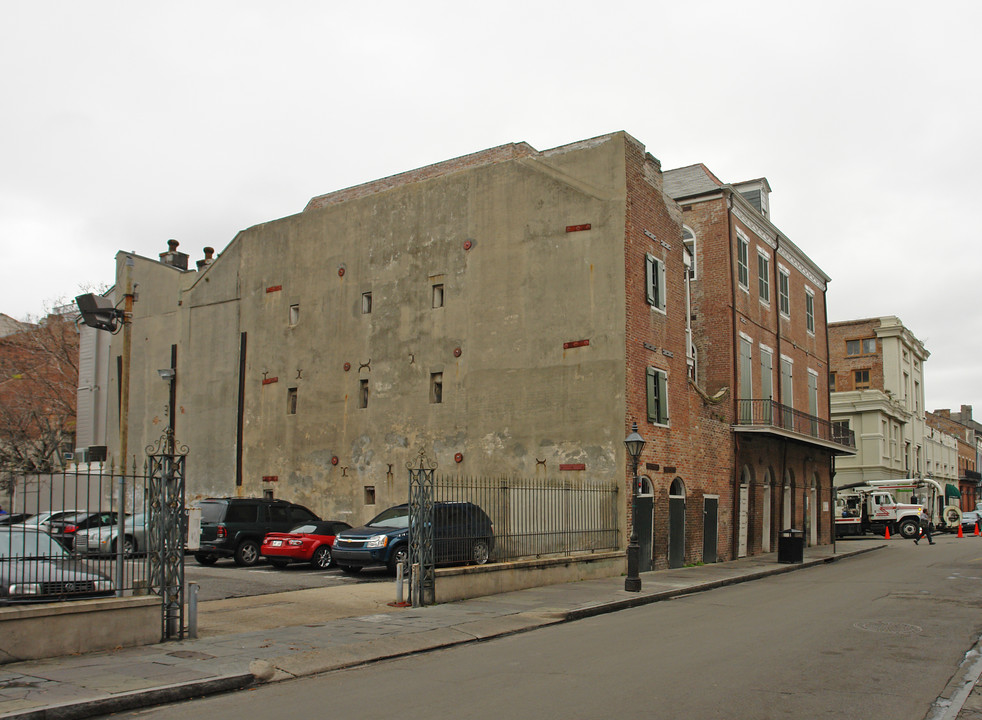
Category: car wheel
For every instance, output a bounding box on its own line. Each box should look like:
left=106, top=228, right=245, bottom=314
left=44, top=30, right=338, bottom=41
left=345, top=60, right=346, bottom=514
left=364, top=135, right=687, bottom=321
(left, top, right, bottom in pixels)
left=311, top=545, right=332, bottom=569
left=387, top=545, right=409, bottom=574
left=114, top=535, right=136, bottom=557
left=898, top=518, right=920, bottom=540
left=472, top=538, right=490, bottom=565
left=339, top=565, right=362, bottom=575
left=234, top=540, right=261, bottom=566
left=194, top=552, right=218, bottom=566
left=268, top=558, right=290, bottom=568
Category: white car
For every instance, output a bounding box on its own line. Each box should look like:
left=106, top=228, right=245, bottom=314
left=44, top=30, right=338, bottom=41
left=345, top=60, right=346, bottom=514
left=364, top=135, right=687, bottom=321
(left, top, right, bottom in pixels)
left=15, top=510, right=82, bottom=534
left=76, top=513, right=148, bottom=557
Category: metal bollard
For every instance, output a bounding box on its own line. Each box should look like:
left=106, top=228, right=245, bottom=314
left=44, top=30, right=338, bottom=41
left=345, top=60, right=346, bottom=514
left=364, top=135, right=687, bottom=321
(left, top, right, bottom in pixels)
left=395, top=560, right=405, bottom=604
left=187, top=582, right=199, bottom=639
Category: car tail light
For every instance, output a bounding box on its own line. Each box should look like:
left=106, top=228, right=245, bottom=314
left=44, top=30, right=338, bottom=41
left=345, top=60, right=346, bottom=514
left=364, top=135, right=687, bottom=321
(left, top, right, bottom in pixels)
left=64, top=525, right=78, bottom=534
left=217, top=525, right=227, bottom=539
left=288, top=539, right=303, bottom=546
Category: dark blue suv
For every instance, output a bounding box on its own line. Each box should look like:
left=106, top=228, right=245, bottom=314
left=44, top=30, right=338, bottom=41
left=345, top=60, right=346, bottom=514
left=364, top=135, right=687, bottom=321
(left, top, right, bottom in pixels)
left=332, top=502, right=494, bottom=574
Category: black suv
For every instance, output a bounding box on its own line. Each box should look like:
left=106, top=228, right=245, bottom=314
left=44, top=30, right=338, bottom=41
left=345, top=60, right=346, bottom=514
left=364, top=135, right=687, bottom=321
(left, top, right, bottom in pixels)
left=194, top=498, right=319, bottom=566
left=333, top=501, right=494, bottom=574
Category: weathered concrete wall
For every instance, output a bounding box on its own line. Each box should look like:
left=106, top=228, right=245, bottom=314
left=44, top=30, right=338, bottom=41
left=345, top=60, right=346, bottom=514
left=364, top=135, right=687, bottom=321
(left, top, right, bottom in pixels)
left=115, top=133, right=636, bottom=525
left=0, top=596, right=160, bottom=664
left=433, top=552, right=625, bottom=604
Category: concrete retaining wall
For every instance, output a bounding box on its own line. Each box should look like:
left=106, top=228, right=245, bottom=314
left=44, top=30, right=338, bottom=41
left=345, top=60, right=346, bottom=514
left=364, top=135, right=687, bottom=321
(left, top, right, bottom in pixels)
left=435, top=552, right=625, bottom=603
left=0, top=596, right=161, bottom=664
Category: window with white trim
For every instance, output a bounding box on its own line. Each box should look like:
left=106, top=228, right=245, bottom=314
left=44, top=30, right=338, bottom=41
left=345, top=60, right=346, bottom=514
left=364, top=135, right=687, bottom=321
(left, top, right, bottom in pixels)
left=805, top=288, right=815, bottom=334
left=737, top=234, right=749, bottom=289
left=645, top=253, right=666, bottom=312
left=646, top=367, right=669, bottom=425
left=682, top=226, right=697, bottom=280
left=757, top=250, right=770, bottom=304
left=778, top=268, right=790, bottom=317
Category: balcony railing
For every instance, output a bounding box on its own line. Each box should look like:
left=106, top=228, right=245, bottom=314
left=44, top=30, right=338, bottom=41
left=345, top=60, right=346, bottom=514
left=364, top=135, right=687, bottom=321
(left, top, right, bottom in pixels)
left=736, top=399, right=856, bottom=452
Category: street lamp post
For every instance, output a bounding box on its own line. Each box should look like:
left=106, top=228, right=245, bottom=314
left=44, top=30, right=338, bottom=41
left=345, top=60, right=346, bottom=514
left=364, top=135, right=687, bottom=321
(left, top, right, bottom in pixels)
left=624, top=421, right=646, bottom=592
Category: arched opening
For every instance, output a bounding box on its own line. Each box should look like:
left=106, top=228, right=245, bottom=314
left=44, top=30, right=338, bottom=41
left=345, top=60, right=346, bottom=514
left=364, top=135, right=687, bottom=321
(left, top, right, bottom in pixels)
left=669, top=477, right=686, bottom=569
left=762, top=468, right=774, bottom=553
left=783, top=468, right=796, bottom=530
left=738, top=466, right=752, bottom=557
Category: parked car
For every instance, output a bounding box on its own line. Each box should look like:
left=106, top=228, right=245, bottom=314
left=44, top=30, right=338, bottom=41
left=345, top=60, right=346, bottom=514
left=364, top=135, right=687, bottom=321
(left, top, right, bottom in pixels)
left=332, top=501, right=494, bottom=574
left=16, top=510, right=82, bottom=533
left=0, top=527, right=114, bottom=605
left=47, top=511, right=122, bottom=551
left=0, top=513, right=34, bottom=526
left=194, top=497, right=320, bottom=567
left=76, top=513, right=149, bottom=557
left=261, top=521, right=352, bottom=569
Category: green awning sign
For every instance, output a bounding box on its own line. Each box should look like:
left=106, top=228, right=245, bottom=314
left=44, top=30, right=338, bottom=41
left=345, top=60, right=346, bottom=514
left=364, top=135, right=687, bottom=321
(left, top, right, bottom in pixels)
left=946, top=483, right=961, bottom=499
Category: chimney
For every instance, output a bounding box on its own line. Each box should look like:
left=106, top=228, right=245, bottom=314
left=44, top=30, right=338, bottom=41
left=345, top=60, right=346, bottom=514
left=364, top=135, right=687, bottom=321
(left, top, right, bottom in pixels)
left=159, top=239, right=189, bottom=270
left=196, top=246, right=215, bottom=270
left=961, top=405, right=974, bottom=421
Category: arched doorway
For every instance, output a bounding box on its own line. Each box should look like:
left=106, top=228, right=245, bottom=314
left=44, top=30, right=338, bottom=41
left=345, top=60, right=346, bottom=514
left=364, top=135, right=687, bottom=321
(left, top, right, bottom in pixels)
left=783, top=469, right=795, bottom=530
left=738, top=467, right=751, bottom=557
left=762, top=469, right=773, bottom=553
left=809, top=473, right=819, bottom=546
left=637, top=476, right=654, bottom=572
left=669, top=477, right=686, bottom=569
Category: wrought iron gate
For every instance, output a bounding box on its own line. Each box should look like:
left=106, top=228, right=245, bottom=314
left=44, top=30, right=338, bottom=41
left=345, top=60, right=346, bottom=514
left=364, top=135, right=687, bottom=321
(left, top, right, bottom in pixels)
left=407, top=450, right=435, bottom=607
left=147, top=431, right=188, bottom=640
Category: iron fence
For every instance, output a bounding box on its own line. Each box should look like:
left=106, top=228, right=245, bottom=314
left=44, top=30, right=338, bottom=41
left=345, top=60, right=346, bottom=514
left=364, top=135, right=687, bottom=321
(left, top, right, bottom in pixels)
left=432, top=475, right=621, bottom=563
left=0, top=463, right=151, bottom=602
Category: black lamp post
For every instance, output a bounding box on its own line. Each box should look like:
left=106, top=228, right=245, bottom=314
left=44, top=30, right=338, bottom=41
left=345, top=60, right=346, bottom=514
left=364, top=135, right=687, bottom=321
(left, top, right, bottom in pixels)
left=624, top=421, right=646, bottom=592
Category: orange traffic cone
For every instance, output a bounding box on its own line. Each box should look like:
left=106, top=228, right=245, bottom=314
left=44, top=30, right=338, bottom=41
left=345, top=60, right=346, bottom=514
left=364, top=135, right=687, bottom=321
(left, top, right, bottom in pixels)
left=885, top=525, right=891, bottom=540
left=974, top=522, right=979, bottom=537
left=958, top=524, right=964, bottom=538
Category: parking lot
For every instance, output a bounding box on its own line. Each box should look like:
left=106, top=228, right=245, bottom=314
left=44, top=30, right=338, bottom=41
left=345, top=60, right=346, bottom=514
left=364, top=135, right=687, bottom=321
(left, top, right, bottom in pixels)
left=184, top=556, right=393, bottom=602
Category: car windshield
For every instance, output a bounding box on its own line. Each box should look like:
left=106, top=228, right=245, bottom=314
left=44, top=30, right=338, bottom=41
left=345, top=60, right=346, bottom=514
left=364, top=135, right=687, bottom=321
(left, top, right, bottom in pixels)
left=0, top=531, right=70, bottom=559
left=367, top=506, right=409, bottom=529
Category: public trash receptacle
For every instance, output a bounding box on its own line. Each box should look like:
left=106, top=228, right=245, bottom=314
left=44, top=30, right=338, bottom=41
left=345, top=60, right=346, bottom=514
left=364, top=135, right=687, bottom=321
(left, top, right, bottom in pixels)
left=777, top=529, right=804, bottom=563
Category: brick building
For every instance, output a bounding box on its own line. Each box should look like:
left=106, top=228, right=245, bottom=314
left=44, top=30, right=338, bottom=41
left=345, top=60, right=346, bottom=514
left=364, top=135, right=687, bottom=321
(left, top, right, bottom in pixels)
left=929, top=406, right=980, bottom=509
left=663, top=165, right=855, bottom=557
left=86, top=131, right=853, bottom=571
left=828, top=317, right=930, bottom=486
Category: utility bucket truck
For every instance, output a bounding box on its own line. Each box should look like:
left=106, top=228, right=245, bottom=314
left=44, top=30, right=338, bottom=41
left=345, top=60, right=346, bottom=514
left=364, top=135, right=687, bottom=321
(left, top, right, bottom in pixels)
left=835, top=478, right=948, bottom=539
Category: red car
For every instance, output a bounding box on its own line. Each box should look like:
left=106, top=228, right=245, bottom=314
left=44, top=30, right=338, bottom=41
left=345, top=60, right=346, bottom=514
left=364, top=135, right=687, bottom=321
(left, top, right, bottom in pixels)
left=261, top=521, right=351, bottom=569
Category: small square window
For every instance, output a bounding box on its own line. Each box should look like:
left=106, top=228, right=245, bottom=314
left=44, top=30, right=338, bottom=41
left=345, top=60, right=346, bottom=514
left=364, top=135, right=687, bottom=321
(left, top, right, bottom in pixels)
left=362, top=292, right=372, bottom=314
left=430, top=372, right=443, bottom=403
left=829, top=372, right=836, bottom=392
left=432, top=284, right=444, bottom=308
left=289, top=304, right=299, bottom=326
left=359, top=379, right=369, bottom=408
left=854, top=369, right=871, bottom=390
left=287, top=387, right=298, bottom=415
left=364, top=486, right=376, bottom=505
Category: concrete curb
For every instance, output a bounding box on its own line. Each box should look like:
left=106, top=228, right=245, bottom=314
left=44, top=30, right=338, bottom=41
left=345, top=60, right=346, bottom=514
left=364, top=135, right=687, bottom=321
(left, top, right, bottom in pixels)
left=0, top=674, right=255, bottom=720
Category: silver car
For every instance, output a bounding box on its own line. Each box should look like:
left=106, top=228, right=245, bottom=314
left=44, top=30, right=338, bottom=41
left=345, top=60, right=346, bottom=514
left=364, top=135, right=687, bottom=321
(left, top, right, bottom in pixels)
left=0, top=528, right=114, bottom=604
left=77, top=513, right=148, bottom=557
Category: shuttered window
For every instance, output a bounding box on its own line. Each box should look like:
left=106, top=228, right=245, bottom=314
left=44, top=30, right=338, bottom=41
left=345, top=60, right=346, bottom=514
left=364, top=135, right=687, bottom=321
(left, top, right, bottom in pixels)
left=645, top=253, right=667, bottom=312
left=646, top=367, right=669, bottom=425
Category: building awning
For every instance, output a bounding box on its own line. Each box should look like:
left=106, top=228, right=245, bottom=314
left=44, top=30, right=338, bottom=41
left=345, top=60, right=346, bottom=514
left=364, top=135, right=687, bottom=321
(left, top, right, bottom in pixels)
left=946, top=483, right=962, bottom=499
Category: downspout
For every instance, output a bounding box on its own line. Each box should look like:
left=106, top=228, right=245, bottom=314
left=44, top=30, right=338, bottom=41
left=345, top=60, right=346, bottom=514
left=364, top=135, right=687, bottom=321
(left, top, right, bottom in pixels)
left=726, top=191, right=740, bottom=560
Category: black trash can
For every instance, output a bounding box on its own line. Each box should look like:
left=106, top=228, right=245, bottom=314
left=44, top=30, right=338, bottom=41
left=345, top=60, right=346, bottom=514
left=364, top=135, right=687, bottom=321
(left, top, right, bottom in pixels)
left=777, top=529, right=804, bottom=563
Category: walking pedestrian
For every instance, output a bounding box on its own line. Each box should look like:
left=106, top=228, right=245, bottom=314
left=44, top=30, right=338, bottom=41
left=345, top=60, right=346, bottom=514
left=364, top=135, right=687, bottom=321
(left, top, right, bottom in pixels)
left=913, top=508, right=935, bottom=545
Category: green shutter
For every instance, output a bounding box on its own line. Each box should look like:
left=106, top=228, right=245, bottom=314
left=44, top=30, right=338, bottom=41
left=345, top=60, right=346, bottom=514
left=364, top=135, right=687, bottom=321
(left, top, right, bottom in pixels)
left=645, top=254, right=655, bottom=306
left=658, top=371, right=669, bottom=424
left=646, top=367, right=657, bottom=422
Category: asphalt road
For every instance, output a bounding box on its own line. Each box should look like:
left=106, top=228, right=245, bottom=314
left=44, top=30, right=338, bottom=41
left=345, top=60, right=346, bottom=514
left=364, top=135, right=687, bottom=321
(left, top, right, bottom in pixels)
left=115, top=535, right=982, bottom=720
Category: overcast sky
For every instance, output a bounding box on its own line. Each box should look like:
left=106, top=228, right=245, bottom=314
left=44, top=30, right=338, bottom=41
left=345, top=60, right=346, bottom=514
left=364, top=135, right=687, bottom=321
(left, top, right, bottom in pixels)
left=2, top=1, right=979, bottom=416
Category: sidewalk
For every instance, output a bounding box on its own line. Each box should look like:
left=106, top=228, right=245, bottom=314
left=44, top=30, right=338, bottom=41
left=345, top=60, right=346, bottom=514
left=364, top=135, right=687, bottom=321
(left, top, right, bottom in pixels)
left=0, top=544, right=879, bottom=720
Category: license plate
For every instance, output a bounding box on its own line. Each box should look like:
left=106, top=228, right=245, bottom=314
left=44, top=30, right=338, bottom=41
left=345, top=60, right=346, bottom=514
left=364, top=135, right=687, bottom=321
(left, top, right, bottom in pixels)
left=271, top=540, right=282, bottom=547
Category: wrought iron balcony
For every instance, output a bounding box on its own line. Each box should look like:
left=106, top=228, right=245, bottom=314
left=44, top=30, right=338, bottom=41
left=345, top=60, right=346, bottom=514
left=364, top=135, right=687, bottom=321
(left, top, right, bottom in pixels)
left=735, top=399, right=856, bottom=454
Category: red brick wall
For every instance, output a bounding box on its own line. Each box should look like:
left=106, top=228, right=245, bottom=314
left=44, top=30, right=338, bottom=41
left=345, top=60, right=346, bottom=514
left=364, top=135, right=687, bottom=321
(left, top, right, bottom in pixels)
left=828, top=318, right=884, bottom=391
